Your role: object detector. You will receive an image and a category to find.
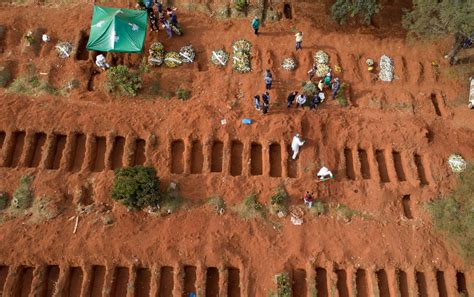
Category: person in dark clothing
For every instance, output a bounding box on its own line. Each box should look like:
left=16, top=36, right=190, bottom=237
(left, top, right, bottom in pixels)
left=310, top=94, right=321, bottom=109
left=262, top=91, right=270, bottom=104
left=252, top=16, right=260, bottom=35
left=254, top=95, right=261, bottom=110
left=331, top=78, right=341, bottom=100
left=154, top=0, right=163, bottom=13
left=262, top=101, right=269, bottom=114
left=287, top=91, right=298, bottom=108
left=170, top=13, right=178, bottom=26
left=149, top=11, right=159, bottom=32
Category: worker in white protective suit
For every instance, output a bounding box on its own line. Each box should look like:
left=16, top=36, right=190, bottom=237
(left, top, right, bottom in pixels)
left=291, top=134, right=305, bottom=160
left=317, top=166, right=333, bottom=180
left=95, top=54, right=110, bottom=71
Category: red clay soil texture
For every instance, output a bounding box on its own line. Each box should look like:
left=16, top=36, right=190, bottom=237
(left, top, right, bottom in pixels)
left=0, top=0, right=473, bottom=296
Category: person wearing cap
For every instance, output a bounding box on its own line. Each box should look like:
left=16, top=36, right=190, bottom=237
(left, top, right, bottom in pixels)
left=331, top=78, right=341, bottom=100
left=251, top=16, right=260, bottom=35
left=291, top=134, right=305, bottom=160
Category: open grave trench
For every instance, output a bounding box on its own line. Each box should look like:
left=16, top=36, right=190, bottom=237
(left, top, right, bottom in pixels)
left=0, top=262, right=471, bottom=297
left=0, top=128, right=436, bottom=187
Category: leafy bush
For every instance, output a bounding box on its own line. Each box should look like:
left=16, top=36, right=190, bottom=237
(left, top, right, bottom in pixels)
left=402, top=0, right=473, bottom=39
left=336, top=82, right=349, bottom=107
left=269, top=186, right=289, bottom=215
left=112, top=166, right=161, bottom=210
left=106, top=65, right=143, bottom=97
left=331, top=0, right=380, bottom=25
left=234, top=0, right=247, bottom=11
left=176, top=87, right=191, bottom=100
left=12, top=175, right=34, bottom=210
left=426, top=162, right=474, bottom=262
left=275, top=273, right=292, bottom=297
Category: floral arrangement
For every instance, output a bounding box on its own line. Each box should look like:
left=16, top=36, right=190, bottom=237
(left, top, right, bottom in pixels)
left=179, top=45, right=195, bottom=63
left=148, top=42, right=165, bottom=66
left=164, top=51, right=182, bottom=68
left=281, top=57, right=297, bottom=71
left=210, top=49, right=229, bottom=67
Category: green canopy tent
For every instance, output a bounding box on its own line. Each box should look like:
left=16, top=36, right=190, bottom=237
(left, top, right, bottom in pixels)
left=86, top=5, right=147, bottom=53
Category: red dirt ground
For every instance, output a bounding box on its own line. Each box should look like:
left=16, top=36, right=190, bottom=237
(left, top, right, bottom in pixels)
left=0, top=0, right=473, bottom=296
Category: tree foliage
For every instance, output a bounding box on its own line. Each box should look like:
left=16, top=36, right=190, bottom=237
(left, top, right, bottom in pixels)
left=331, top=0, right=380, bottom=25
left=426, top=163, right=474, bottom=262
left=402, top=0, right=474, bottom=39
left=112, top=166, right=161, bottom=210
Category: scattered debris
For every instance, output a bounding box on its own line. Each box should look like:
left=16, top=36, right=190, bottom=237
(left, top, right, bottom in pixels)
left=220, top=119, right=227, bottom=125
left=289, top=206, right=303, bottom=225
left=242, top=118, right=252, bottom=125
left=73, top=215, right=79, bottom=234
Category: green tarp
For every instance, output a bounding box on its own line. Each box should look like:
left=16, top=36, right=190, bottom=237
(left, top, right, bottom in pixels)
left=86, top=5, right=147, bottom=53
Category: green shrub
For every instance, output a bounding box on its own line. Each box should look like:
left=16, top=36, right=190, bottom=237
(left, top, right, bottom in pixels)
left=275, top=273, right=292, bottom=297
left=336, top=82, right=349, bottom=107
left=111, top=166, right=161, bottom=210
left=234, top=0, right=247, bottom=11
left=106, top=65, right=143, bottom=97
left=426, top=162, right=474, bottom=262
left=269, top=186, right=289, bottom=215
left=176, top=87, right=191, bottom=100
left=12, top=175, right=34, bottom=210
left=331, top=0, right=380, bottom=25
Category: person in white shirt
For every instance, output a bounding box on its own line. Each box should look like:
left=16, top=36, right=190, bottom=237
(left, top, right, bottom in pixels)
left=296, top=94, right=307, bottom=109
left=317, top=166, right=334, bottom=180
left=295, top=31, right=303, bottom=50
left=95, top=54, right=109, bottom=71
left=291, top=134, right=305, bottom=160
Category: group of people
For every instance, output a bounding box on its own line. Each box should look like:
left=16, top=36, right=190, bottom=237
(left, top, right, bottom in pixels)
left=252, top=69, right=274, bottom=115
left=145, top=0, right=179, bottom=38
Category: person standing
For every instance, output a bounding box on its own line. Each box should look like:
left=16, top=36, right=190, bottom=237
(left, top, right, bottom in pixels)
left=303, top=192, right=314, bottom=208
left=262, top=91, right=270, bottom=105
left=154, top=0, right=163, bottom=13
left=262, top=100, right=269, bottom=115
left=295, top=31, right=303, bottom=50
left=331, top=77, right=341, bottom=100
left=324, top=71, right=332, bottom=87
left=318, top=79, right=324, bottom=92
left=310, top=94, right=319, bottom=110
left=291, top=134, right=305, bottom=159
left=252, top=16, right=260, bottom=35
left=287, top=91, right=298, bottom=108
left=264, top=70, right=273, bottom=90
left=307, top=64, right=316, bottom=81
left=296, top=94, right=306, bottom=108
left=253, top=95, right=261, bottom=110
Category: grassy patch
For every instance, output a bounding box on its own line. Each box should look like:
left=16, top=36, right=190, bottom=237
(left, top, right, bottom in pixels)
left=269, top=186, right=289, bottom=215
left=158, top=183, right=185, bottom=214
left=336, top=82, right=349, bottom=107
left=442, top=64, right=473, bottom=83
left=274, top=272, right=292, bottom=297
left=0, top=192, right=8, bottom=210
left=334, top=203, right=368, bottom=221
left=234, top=194, right=267, bottom=220
left=234, top=0, right=247, bottom=11
left=0, top=66, right=12, bottom=88
left=11, top=175, right=34, bottom=210
left=7, top=64, right=59, bottom=96
left=309, top=200, right=328, bottom=216
left=208, top=196, right=226, bottom=214
left=176, top=87, right=191, bottom=100
left=426, top=162, right=474, bottom=262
